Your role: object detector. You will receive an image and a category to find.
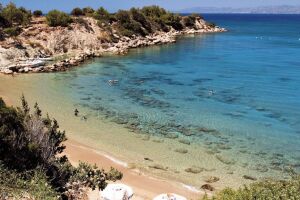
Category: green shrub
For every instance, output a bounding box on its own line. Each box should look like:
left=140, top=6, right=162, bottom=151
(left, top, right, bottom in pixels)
left=115, top=10, right=147, bottom=36
left=141, top=5, right=167, bottom=19
left=46, top=10, right=72, bottom=27
left=0, top=96, right=122, bottom=198
left=0, top=15, right=10, bottom=28
left=3, top=26, right=22, bottom=36
left=82, top=6, right=95, bottom=16
left=0, top=165, right=58, bottom=200
left=71, top=7, right=84, bottom=16
left=182, top=16, right=195, bottom=27
left=203, top=177, right=300, bottom=200
left=161, top=13, right=183, bottom=30
left=33, top=10, right=43, bottom=17
left=206, top=22, right=216, bottom=28
left=130, top=8, right=152, bottom=33
left=0, top=2, right=31, bottom=26
left=93, top=7, right=110, bottom=21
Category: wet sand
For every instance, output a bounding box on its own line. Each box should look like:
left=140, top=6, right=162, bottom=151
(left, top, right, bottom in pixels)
left=0, top=91, right=202, bottom=199
left=64, top=139, right=202, bottom=199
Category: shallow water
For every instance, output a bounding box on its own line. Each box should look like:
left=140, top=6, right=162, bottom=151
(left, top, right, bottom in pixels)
left=1, top=14, right=300, bottom=191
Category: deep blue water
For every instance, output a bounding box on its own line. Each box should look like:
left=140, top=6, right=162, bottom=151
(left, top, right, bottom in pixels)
left=60, top=14, right=300, bottom=175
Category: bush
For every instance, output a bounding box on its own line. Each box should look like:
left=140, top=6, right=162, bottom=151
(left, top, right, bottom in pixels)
left=93, top=7, right=110, bottom=21
left=0, top=15, right=10, bottom=28
left=162, top=13, right=183, bottom=30
left=33, top=10, right=43, bottom=17
left=115, top=9, right=149, bottom=36
left=141, top=5, right=167, bottom=19
left=3, top=26, right=22, bottom=36
left=82, top=7, right=95, bottom=16
left=0, top=165, right=58, bottom=199
left=182, top=16, right=195, bottom=27
left=206, top=22, right=216, bottom=28
left=0, top=96, right=122, bottom=198
left=71, top=7, right=84, bottom=16
left=0, top=2, right=31, bottom=26
left=130, top=8, right=152, bottom=33
left=46, top=10, right=72, bottom=27
left=203, top=176, right=300, bottom=200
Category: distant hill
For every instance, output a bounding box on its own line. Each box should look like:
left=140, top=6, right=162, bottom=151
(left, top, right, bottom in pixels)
left=179, top=5, right=300, bottom=14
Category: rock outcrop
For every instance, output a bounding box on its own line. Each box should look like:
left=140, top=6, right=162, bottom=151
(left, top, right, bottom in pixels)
left=0, top=17, right=226, bottom=74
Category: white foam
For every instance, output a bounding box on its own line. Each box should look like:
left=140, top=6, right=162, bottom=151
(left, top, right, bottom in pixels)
left=181, top=183, right=201, bottom=193
left=94, top=150, right=128, bottom=167
left=70, top=143, right=128, bottom=167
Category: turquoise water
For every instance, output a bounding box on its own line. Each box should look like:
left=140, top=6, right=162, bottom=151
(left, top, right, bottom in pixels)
left=2, top=14, right=299, bottom=185
left=59, top=14, right=300, bottom=177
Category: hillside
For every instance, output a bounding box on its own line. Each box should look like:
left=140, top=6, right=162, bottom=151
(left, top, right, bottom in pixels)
left=0, top=4, right=226, bottom=74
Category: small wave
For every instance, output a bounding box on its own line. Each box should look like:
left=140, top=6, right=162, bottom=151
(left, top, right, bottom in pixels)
left=98, top=151, right=128, bottom=167
left=181, top=183, right=201, bottom=193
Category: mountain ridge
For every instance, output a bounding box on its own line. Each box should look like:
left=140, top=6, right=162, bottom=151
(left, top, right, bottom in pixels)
left=179, top=5, right=300, bottom=14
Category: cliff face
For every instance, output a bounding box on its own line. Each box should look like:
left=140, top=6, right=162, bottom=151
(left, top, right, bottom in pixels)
left=0, top=16, right=226, bottom=73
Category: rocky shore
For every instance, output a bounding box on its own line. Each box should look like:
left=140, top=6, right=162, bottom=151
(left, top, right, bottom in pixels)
left=0, top=17, right=226, bottom=75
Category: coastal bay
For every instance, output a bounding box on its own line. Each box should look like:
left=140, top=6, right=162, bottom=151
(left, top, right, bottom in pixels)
left=1, top=12, right=300, bottom=199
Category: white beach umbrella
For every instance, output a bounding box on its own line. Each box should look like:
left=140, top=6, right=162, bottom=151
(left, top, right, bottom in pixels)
left=100, top=183, right=134, bottom=200
left=153, top=193, right=187, bottom=200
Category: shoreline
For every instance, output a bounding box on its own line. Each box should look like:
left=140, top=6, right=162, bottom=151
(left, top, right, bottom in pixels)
left=64, top=139, right=204, bottom=199
left=0, top=93, right=205, bottom=199
left=0, top=16, right=226, bottom=75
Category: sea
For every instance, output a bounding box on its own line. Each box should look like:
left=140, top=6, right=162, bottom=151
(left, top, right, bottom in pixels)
left=1, top=14, right=300, bottom=190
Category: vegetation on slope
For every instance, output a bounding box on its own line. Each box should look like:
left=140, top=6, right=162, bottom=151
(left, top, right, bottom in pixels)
left=0, top=3, right=207, bottom=40
left=0, top=2, right=31, bottom=38
left=0, top=96, right=122, bottom=199
left=202, top=176, right=300, bottom=200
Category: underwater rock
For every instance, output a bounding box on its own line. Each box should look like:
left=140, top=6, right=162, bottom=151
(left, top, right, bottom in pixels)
left=174, top=148, right=188, bottom=154
left=201, top=184, right=214, bottom=191
left=151, top=88, right=166, bottom=96
left=165, top=132, right=179, bottom=139
left=217, top=144, right=232, bottom=150
left=204, top=176, right=220, bottom=183
left=239, top=150, right=248, bottom=154
left=216, top=155, right=236, bottom=165
left=185, top=167, right=203, bottom=174
left=241, top=163, right=249, bottom=168
left=149, top=164, right=167, bottom=171
left=142, top=135, right=151, bottom=141
left=144, top=157, right=153, bottom=162
left=152, top=139, right=164, bottom=143
left=254, top=164, right=269, bottom=173
left=243, top=175, right=257, bottom=181
left=80, top=97, right=91, bottom=101
left=178, top=139, right=191, bottom=145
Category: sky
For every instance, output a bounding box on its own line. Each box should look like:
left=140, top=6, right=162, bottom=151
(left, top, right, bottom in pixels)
left=1, top=0, right=300, bottom=12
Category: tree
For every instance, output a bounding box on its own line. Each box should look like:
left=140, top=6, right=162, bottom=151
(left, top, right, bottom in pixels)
left=82, top=7, right=95, bottom=16
left=1, top=3, right=31, bottom=26
left=0, top=96, right=122, bottom=198
left=161, top=13, right=183, bottom=30
left=93, top=7, right=110, bottom=21
left=71, top=7, right=83, bottom=16
left=130, top=8, right=152, bottom=33
left=33, top=10, right=43, bottom=17
left=141, top=5, right=167, bottom=19
left=46, top=10, right=72, bottom=27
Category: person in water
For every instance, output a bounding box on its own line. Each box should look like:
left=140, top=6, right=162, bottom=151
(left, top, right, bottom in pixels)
left=74, top=109, right=79, bottom=116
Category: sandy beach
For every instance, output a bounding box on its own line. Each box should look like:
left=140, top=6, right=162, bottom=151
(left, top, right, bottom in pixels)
left=0, top=92, right=202, bottom=199
left=65, top=139, right=202, bottom=199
